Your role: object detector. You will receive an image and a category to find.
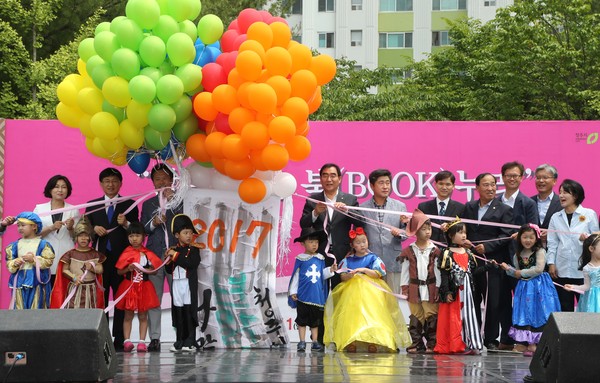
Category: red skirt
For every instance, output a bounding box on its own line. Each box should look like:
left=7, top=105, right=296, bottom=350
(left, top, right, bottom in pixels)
left=434, top=294, right=466, bottom=354
left=115, top=280, right=160, bottom=312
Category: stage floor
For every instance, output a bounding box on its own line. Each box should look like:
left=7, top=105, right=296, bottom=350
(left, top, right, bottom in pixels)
left=110, top=344, right=531, bottom=382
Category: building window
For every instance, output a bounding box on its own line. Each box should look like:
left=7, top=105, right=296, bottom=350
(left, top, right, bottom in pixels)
left=319, top=32, right=335, bottom=48
left=292, top=35, right=302, bottom=43
left=432, top=0, right=467, bottom=10
left=379, top=32, right=413, bottom=48
left=380, top=0, right=413, bottom=12
left=432, top=31, right=452, bottom=46
left=483, top=0, right=496, bottom=6
left=292, top=0, right=302, bottom=14
left=351, top=0, right=363, bottom=10
left=318, top=0, right=334, bottom=12
left=354, top=65, right=363, bottom=71
left=351, top=30, right=363, bottom=46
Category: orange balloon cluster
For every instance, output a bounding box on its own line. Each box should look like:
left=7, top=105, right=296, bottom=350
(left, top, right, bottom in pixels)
left=189, top=13, right=336, bottom=203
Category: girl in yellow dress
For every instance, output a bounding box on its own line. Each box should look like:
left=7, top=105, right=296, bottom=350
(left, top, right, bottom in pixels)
left=324, top=227, right=410, bottom=352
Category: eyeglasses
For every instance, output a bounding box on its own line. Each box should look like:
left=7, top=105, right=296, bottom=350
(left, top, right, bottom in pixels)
left=503, top=174, right=522, bottom=179
left=320, top=174, right=339, bottom=180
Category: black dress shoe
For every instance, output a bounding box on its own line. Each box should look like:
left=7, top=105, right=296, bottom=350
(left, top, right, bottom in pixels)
left=148, top=339, right=161, bottom=352
left=485, top=343, right=498, bottom=352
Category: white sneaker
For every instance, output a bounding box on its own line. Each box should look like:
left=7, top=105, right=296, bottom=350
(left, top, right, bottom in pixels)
left=181, top=346, right=196, bottom=352
left=169, top=345, right=182, bottom=352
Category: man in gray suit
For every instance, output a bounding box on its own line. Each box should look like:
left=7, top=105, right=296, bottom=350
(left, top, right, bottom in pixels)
left=531, top=164, right=561, bottom=247
left=360, top=169, right=406, bottom=294
left=141, top=164, right=183, bottom=352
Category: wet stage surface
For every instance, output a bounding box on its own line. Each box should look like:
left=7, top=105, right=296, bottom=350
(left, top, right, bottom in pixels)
left=111, top=344, right=531, bottom=382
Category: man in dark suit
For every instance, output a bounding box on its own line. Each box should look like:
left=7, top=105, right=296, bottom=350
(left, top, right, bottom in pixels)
left=417, top=170, right=465, bottom=245
left=463, top=173, right=514, bottom=352
left=141, top=164, right=182, bottom=352
left=531, top=164, right=561, bottom=246
left=86, top=168, right=139, bottom=350
left=498, top=161, right=539, bottom=227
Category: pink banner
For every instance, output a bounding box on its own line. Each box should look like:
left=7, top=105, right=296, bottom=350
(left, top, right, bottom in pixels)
left=2, top=120, right=599, bottom=305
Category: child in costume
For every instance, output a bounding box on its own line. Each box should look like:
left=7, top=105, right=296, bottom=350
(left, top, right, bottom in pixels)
left=500, top=223, right=561, bottom=357
left=398, top=209, right=441, bottom=354
left=288, top=227, right=337, bottom=353
left=165, top=214, right=201, bottom=353
left=566, top=234, right=600, bottom=313
left=115, top=222, right=162, bottom=353
left=50, top=218, right=106, bottom=309
left=324, top=227, right=410, bottom=353
left=5, top=212, right=55, bottom=309
left=435, top=219, right=486, bottom=354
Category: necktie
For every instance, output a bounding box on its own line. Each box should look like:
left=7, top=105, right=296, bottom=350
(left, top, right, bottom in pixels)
left=106, top=204, right=115, bottom=251
left=439, top=201, right=446, bottom=216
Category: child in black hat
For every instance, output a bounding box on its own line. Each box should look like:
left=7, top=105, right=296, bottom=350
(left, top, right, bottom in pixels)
left=165, top=214, right=201, bottom=352
left=288, top=227, right=337, bottom=352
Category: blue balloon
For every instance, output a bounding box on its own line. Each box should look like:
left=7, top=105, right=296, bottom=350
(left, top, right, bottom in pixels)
left=127, top=151, right=151, bottom=174
left=158, top=143, right=173, bottom=160
left=209, top=41, right=220, bottom=49
left=193, top=45, right=221, bottom=66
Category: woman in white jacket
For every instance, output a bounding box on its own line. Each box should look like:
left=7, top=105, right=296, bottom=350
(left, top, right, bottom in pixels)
left=547, top=179, right=599, bottom=311
left=33, top=175, right=80, bottom=285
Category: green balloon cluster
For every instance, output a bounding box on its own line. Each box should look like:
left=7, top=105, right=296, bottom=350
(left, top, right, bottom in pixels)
left=56, top=0, right=224, bottom=166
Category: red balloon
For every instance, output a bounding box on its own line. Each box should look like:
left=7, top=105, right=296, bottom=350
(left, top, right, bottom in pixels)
left=214, top=113, right=234, bottom=135
left=221, top=30, right=240, bottom=52
left=237, top=8, right=262, bottom=34
left=269, top=17, right=288, bottom=25
left=228, top=19, right=239, bottom=31
left=216, top=51, right=238, bottom=75
left=201, top=63, right=227, bottom=92
left=233, top=34, right=247, bottom=51
left=258, top=10, right=272, bottom=22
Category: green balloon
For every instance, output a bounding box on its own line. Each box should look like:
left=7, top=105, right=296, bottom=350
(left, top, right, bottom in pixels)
left=178, top=20, right=197, bottom=42
left=86, top=55, right=105, bottom=77
left=167, top=0, right=201, bottom=22
left=186, top=83, right=204, bottom=97
left=197, top=14, right=224, bottom=45
left=148, top=103, right=176, bottom=132
left=129, top=75, right=157, bottom=104
left=175, top=63, right=203, bottom=93
left=170, top=95, right=192, bottom=123
left=125, top=0, right=161, bottom=30
left=166, top=32, right=195, bottom=67
left=109, top=16, right=127, bottom=33
left=111, top=48, right=141, bottom=80
left=95, top=22, right=111, bottom=36
left=91, top=63, right=115, bottom=89
left=159, top=60, right=175, bottom=75
left=156, top=74, right=184, bottom=104
left=102, top=100, right=126, bottom=123
left=78, top=38, right=97, bottom=62
left=114, top=18, right=144, bottom=51
left=139, top=36, right=166, bottom=68
left=198, top=161, right=214, bottom=168
left=140, top=67, right=162, bottom=83
left=94, top=31, right=120, bottom=62
left=153, top=15, right=179, bottom=44
left=144, top=125, right=171, bottom=150
left=173, top=114, right=199, bottom=142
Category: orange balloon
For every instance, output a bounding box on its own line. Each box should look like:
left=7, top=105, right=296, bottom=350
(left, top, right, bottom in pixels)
left=236, top=50, right=263, bottom=82
left=221, top=134, right=250, bottom=161
left=249, top=83, right=277, bottom=114
left=288, top=43, right=312, bottom=73
left=286, top=135, right=311, bottom=161
left=225, top=158, right=255, bottom=180
left=256, top=112, right=274, bottom=126
left=264, top=47, right=292, bottom=77
left=270, top=22, right=291, bottom=48
left=238, top=177, right=267, bottom=204
left=247, top=22, right=273, bottom=50
left=227, top=68, right=244, bottom=88
left=261, top=143, right=289, bottom=171
left=249, top=149, right=268, bottom=171
left=186, top=133, right=211, bottom=162
left=212, top=84, right=240, bottom=114
left=257, top=69, right=270, bottom=83
left=268, top=116, right=296, bottom=144
left=212, top=158, right=227, bottom=175
left=265, top=75, right=291, bottom=106
left=310, top=54, right=337, bottom=85
left=290, top=69, right=318, bottom=101
left=296, top=121, right=310, bottom=136
left=228, top=107, right=256, bottom=134
left=287, top=40, right=299, bottom=49
left=281, top=97, right=309, bottom=126
left=237, top=82, right=253, bottom=109
left=193, top=92, right=218, bottom=121
left=239, top=40, right=266, bottom=62
left=307, top=86, right=322, bottom=113
left=204, top=131, right=227, bottom=159
left=241, top=121, right=269, bottom=149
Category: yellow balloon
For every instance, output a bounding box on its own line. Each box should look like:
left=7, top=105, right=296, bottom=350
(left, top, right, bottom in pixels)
left=79, top=114, right=94, bottom=138
left=56, top=102, right=83, bottom=128
left=111, top=152, right=128, bottom=166
left=57, top=80, right=80, bottom=106
left=120, top=119, right=145, bottom=149
left=100, top=137, right=125, bottom=156
left=77, top=59, right=88, bottom=77
left=91, top=137, right=113, bottom=158
left=126, top=100, right=152, bottom=128
left=77, top=87, right=104, bottom=115
left=90, top=111, right=120, bottom=140
left=64, top=73, right=85, bottom=90
left=102, top=76, right=131, bottom=108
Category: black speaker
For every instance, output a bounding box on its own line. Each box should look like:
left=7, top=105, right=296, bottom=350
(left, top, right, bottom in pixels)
left=529, top=312, right=600, bottom=383
left=0, top=309, right=117, bottom=382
